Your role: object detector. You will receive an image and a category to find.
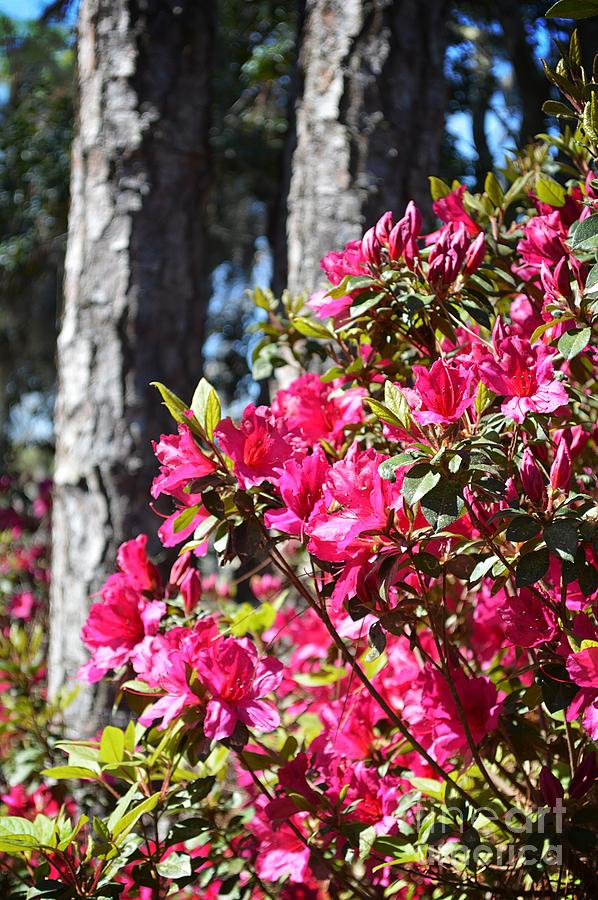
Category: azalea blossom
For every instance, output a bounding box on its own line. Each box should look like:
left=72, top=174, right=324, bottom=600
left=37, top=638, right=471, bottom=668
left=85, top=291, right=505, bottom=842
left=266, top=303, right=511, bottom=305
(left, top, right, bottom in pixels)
left=195, top=637, right=283, bottom=740
left=272, top=373, right=365, bottom=448
left=265, top=445, right=330, bottom=537
left=79, top=536, right=166, bottom=683
left=215, top=403, right=300, bottom=488
left=477, top=333, right=568, bottom=423
left=403, top=665, right=503, bottom=765
left=400, top=357, right=477, bottom=425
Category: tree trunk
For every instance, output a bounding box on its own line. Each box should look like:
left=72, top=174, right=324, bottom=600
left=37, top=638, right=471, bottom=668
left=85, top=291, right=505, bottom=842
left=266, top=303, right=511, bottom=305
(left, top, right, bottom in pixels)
left=49, top=0, right=212, bottom=732
left=496, top=0, right=548, bottom=146
left=285, top=0, right=449, bottom=296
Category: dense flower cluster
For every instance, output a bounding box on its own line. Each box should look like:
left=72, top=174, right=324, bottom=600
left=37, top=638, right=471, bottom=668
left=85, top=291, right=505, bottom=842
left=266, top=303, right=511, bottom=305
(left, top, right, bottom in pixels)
left=3, top=38, right=598, bottom=899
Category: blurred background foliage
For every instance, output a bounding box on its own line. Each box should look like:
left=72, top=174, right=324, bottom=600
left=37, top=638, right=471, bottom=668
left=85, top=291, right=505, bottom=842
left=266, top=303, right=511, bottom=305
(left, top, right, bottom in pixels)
left=0, top=0, right=594, bottom=463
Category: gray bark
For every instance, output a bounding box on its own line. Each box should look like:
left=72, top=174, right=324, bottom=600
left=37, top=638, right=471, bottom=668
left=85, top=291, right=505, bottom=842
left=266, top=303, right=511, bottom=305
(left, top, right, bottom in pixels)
left=286, top=0, right=449, bottom=296
left=49, top=0, right=212, bottom=731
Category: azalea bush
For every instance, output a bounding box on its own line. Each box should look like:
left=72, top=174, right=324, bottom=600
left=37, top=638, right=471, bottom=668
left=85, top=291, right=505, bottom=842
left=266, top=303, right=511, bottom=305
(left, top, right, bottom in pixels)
left=2, top=27, right=598, bottom=900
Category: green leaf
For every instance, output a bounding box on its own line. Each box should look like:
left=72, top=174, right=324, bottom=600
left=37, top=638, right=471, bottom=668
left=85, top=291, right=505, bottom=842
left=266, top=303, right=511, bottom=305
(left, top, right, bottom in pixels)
left=403, top=464, right=435, bottom=506
left=191, top=377, right=221, bottom=438
left=530, top=319, right=557, bottom=345
left=558, top=327, right=591, bottom=359
left=542, top=99, right=578, bottom=118
left=406, top=469, right=441, bottom=506
left=516, top=549, right=550, bottom=587
left=40, top=766, right=98, bottom=780
left=124, top=721, right=137, bottom=754
left=100, top=726, right=125, bottom=764
left=172, top=504, right=200, bottom=534
left=230, top=601, right=276, bottom=637
left=484, top=171, right=504, bottom=207
left=546, top=0, right=598, bottom=19
left=366, top=621, right=387, bottom=661
left=0, top=817, right=41, bottom=843
left=535, top=174, right=566, bottom=207
left=166, top=817, right=209, bottom=846
left=503, top=172, right=533, bottom=206
left=469, top=555, right=498, bottom=583
left=429, top=176, right=451, bottom=200
left=543, top=520, right=578, bottom=563
left=151, top=382, right=192, bottom=426
left=359, top=825, right=377, bottom=860
left=384, top=381, right=411, bottom=428
left=379, top=452, right=422, bottom=481
left=506, top=515, right=542, bottom=542
left=538, top=663, right=579, bottom=713
left=365, top=398, right=401, bottom=427
left=156, top=851, right=192, bottom=879
left=345, top=275, right=377, bottom=292
left=291, top=316, right=334, bottom=339
left=112, top=793, right=162, bottom=841
left=584, top=262, right=598, bottom=295
left=350, top=292, right=383, bottom=317
left=568, top=213, right=598, bottom=250
left=411, top=551, right=442, bottom=577
left=420, top=480, right=465, bottom=530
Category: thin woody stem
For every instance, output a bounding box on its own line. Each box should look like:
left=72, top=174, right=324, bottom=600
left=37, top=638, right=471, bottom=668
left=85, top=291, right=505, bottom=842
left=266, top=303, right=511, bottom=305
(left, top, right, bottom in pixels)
left=263, top=536, right=512, bottom=831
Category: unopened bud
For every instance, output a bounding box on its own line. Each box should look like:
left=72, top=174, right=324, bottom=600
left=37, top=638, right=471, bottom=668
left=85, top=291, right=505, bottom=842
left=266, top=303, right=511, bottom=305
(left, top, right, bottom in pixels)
left=180, top=568, right=202, bottom=616
left=374, top=210, right=394, bottom=245
left=520, top=448, right=546, bottom=505
left=361, top=226, right=382, bottom=265
left=539, top=767, right=564, bottom=807
left=550, top=441, right=572, bottom=493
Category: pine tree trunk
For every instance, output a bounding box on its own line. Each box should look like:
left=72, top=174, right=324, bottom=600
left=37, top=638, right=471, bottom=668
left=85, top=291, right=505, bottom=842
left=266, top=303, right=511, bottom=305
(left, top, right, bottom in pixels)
left=49, top=0, right=212, bottom=731
left=286, top=0, right=449, bottom=296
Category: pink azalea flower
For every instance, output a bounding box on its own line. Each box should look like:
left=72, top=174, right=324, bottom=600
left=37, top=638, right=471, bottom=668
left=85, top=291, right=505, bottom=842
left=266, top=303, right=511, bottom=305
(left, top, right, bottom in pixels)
left=152, top=427, right=216, bottom=548
left=79, top=536, right=166, bottom=683
left=135, top=619, right=218, bottom=728
left=403, top=665, right=503, bottom=766
left=1, top=784, right=61, bottom=819
left=499, top=589, right=558, bottom=648
left=272, top=373, right=365, bottom=448
left=151, top=423, right=217, bottom=500
left=215, top=404, right=300, bottom=488
left=307, top=446, right=403, bottom=561
left=401, top=357, right=477, bottom=425
left=115, top=533, right=161, bottom=594
left=265, top=446, right=330, bottom=538
left=195, top=637, right=283, bottom=740
left=515, top=209, right=568, bottom=280
left=307, top=287, right=352, bottom=321
left=477, top=333, right=568, bottom=423
left=9, top=590, right=37, bottom=620
left=567, top=645, right=598, bottom=689
left=432, top=184, right=481, bottom=237
left=320, top=239, right=367, bottom=285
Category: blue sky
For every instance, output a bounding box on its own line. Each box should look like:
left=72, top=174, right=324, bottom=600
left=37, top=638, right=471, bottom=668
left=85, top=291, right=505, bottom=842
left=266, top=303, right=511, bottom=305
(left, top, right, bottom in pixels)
left=0, top=0, right=45, bottom=16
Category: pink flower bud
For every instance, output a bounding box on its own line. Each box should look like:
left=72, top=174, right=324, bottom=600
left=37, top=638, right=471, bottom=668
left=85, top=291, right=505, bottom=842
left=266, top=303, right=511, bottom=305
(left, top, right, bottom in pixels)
left=180, top=568, right=202, bottom=616
left=554, top=256, right=572, bottom=298
left=361, top=226, right=381, bottom=265
left=404, top=200, right=423, bottom=237
left=539, top=767, right=564, bottom=807
left=388, top=221, right=404, bottom=260
left=463, top=232, right=485, bottom=276
left=569, top=750, right=597, bottom=799
left=550, top=440, right=572, bottom=493
left=374, top=210, right=394, bottom=244
left=520, top=448, right=545, bottom=505
left=169, top=551, right=193, bottom=587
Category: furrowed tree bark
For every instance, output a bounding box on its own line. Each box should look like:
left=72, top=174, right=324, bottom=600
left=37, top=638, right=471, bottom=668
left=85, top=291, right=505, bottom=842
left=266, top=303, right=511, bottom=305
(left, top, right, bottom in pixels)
left=49, top=0, right=212, bottom=732
left=285, top=0, right=449, bottom=296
